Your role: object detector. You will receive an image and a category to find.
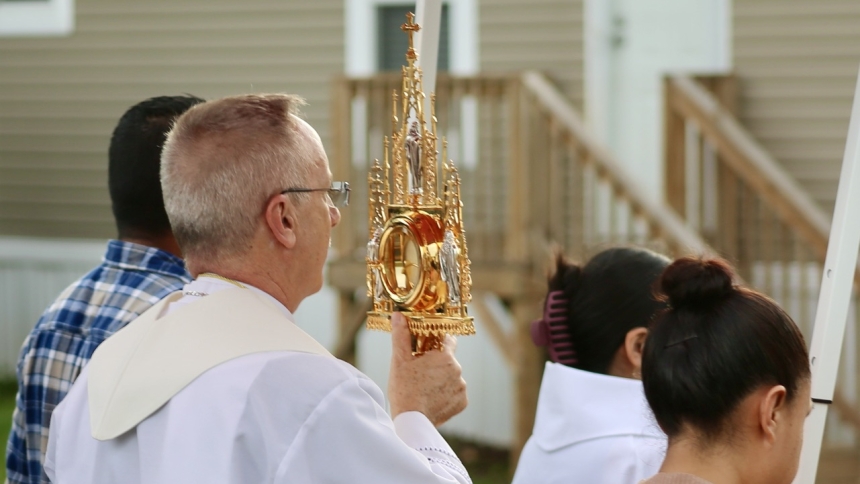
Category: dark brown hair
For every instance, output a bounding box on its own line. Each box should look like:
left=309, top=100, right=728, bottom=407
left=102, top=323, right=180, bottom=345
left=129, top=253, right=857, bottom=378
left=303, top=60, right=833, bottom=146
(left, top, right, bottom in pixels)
left=108, top=95, right=204, bottom=239
left=549, top=247, right=670, bottom=374
left=642, top=257, right=810, bottom=440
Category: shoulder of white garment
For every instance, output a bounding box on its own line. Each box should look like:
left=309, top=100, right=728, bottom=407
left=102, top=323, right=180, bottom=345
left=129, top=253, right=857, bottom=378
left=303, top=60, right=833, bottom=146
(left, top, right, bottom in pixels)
left=531, top=362, right=665, bottom=451
left=512, top=363, right=666, bottom=484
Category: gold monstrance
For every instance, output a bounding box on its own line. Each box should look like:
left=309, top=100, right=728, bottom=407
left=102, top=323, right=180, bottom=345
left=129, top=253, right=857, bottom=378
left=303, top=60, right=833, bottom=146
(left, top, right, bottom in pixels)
left=366, top=12, right=475, bottom=353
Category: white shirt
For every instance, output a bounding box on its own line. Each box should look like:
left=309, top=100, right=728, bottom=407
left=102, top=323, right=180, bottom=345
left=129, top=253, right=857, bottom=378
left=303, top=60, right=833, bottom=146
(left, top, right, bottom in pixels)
left=512, top=362, right=666, bottom=484
left=44, top=277, right=470, bottom=484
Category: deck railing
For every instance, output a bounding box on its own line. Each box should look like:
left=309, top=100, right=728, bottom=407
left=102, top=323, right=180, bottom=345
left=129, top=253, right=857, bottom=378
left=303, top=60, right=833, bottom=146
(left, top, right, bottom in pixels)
left=518, top=72, right=712, bottom=258
left=330, top=72, right=712, bottom=277
left=665, top=74, right=860, bottom=447
left=329, top=71, right=715, bottom=462
left=331, top=69, right=860, bottom=459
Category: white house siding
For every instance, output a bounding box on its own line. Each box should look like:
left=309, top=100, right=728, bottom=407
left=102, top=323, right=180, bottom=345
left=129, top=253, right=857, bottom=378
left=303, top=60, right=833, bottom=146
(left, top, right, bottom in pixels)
left=480, top=0, right=584, bottom=109
left=734, top=0, right=860, bottom=216
left=0, top=0, right=344, bottom=239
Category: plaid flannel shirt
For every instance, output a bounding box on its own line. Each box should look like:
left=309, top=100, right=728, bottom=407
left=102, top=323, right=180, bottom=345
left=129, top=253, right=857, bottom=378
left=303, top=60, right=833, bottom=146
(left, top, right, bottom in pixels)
left=4, top=240, right=191, bottom=484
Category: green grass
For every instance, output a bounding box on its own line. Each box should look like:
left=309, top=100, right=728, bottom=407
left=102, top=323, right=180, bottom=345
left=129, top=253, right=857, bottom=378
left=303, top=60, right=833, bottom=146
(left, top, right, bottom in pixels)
left=0, top=380, right=510, bottom=483
left=1, top=378, right=17, bottom=483
left=445, top=434, right=510, bottom=484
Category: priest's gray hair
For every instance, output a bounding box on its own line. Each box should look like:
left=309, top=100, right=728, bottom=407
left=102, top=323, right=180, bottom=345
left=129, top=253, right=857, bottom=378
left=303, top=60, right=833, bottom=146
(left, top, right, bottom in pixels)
left=161, top=93, right=312, bottom=265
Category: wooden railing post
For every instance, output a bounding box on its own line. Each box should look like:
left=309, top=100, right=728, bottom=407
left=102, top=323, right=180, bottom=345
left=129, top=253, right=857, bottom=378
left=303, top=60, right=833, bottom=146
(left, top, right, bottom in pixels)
left=664, top=78, right=687, bottom=220
left=717, top=164, right=741, bottom=264
left=505, top=77, right=528, bottom=262
left=694, top=74, right=739, bottom=117
left=510, top=291, right=544, bottom=473
left=506, top=75, right=544, bottom=475
left=331, top=76, right=352, bottom=256
left=334, top=292, right=370, bottom=365
left=696, top=74, right=741, bottom=260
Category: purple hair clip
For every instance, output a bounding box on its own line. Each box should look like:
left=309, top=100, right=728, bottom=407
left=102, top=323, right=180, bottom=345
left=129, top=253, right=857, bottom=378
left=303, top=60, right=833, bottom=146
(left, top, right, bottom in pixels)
left=530, top=290, right=578, bottom=365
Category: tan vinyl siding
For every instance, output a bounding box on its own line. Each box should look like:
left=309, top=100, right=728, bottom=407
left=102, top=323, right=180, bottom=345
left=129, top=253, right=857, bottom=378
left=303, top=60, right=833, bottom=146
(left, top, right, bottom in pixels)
left=734, top=0, right=860, bottom=216
left=0, top=0, right=344, bottom=238
left=480, top=0, right=583, bottom=109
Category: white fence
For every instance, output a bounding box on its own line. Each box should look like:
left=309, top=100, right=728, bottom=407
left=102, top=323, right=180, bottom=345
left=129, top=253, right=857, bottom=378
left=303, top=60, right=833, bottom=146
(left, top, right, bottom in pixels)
left=0, top=237, right=105, bottom=376
left=747, top=261, right=859, bottom=446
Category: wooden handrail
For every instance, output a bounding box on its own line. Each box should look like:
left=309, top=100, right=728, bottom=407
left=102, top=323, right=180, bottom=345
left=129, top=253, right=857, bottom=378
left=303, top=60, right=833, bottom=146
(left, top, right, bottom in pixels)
left=665, top=74, right=860, bottom=441
left=667, top=75, right=831, bottom=258
left=331, top=72, right=715, bottom=269
left=667, top=74, right=860, bottom=288
left=522, top=71, right=714, bottom=256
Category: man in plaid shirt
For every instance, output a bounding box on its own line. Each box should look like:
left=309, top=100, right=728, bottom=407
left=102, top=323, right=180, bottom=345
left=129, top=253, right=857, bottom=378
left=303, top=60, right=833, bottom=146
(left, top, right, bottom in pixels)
left=4, top=95, right=203, bottom=484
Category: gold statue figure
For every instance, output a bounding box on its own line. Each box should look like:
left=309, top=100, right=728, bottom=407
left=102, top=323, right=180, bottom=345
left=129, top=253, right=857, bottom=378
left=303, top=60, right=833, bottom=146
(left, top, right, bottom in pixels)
left=366, top=12, right=475, bottom=354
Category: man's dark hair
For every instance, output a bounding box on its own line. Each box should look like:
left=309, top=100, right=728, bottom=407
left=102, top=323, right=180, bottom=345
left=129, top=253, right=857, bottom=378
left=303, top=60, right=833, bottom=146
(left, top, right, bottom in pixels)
left=108, top=95, right=205, bottom=239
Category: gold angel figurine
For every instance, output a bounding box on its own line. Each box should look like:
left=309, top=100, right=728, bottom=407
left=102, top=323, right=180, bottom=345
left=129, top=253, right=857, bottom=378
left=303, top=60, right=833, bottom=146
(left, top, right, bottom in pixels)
left=365, top=12, right=475, bottom=354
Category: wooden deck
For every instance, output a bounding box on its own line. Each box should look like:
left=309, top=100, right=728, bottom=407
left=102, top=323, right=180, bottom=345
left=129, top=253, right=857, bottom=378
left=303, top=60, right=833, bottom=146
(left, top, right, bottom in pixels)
left=328, top=71, right=712, bottom=466
left=327, top=70, right=860, bottom=476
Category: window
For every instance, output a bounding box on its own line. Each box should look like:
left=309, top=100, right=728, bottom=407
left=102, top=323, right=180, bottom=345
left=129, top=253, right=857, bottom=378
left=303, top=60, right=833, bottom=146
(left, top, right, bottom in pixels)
left=345, top=0, right=475, bottom=76
left=0, top=0, right=74, bottom=37
left=377, top=4, right=450, bottom=72
left=345, top=0, right=479, bottom=169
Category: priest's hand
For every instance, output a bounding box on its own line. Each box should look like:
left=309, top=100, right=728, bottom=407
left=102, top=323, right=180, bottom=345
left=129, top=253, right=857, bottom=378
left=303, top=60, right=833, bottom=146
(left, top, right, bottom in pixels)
left=388, top=312, right=468, bottom=426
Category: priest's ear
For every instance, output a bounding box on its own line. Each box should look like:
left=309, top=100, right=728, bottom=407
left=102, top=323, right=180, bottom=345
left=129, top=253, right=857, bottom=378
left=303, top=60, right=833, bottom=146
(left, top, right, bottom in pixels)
left=265, top=193, right=298, bottom=249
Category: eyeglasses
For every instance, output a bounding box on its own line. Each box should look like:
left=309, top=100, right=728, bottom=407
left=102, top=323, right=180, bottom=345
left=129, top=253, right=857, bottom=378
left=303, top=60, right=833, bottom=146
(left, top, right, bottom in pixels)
left=281, top=181, right=351, bottom=207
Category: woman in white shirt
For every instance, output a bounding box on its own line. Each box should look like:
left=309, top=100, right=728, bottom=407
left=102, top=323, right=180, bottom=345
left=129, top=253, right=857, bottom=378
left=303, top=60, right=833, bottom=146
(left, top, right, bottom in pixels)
left=512, top=247, right=669, bottom=484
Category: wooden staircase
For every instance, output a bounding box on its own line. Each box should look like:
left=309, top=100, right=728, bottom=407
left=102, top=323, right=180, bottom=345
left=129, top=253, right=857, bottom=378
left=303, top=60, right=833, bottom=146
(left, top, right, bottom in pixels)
left=328, top=70, right=860, bottom=479
left=665, top=74, right=860, bottom=483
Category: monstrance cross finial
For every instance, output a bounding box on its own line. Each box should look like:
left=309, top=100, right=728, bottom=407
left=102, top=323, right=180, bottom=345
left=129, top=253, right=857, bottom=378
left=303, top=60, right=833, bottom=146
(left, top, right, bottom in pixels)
left=401, top=12, right=421, bottom=60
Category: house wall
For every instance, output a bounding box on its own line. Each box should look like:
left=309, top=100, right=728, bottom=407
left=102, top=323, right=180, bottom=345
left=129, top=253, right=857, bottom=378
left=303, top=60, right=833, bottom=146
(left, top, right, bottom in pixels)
left=480, top=0, right=584, bottom=109
left=733, top=0, right=860, bottom=216
left=0, top=0, right=586, bottom=240
left=0, top=0, right=344, bottom=239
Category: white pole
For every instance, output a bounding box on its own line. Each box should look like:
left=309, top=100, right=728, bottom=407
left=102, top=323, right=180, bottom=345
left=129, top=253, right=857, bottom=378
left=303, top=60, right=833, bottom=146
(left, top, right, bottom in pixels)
left=794, top=63, right=860, bottom=484
left=414, top=0, right=443, bottom=126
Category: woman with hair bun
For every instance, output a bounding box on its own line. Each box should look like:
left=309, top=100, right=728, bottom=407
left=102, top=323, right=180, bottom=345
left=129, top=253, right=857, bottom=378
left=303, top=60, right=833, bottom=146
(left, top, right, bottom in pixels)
left=513, top=247, right=670, bottom=484
left=640, top=257, right=812, bottom=484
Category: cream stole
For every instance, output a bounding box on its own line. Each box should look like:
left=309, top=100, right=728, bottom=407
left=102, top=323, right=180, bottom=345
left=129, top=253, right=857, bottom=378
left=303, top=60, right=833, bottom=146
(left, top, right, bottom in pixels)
left=87, top=288, right=331, bottom=441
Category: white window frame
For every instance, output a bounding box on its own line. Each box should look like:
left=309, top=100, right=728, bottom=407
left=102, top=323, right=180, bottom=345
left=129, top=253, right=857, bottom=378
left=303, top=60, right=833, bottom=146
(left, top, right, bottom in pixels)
left=345, top=0, right=479, bottom=169
left=0, top=0, right=74, bottom=37
left=345, top=0, right=478, bottom=77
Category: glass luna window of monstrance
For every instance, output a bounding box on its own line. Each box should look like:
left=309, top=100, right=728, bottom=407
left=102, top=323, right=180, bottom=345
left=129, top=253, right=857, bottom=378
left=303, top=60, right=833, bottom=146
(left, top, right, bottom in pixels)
left=382, top=225, right=422, bottom=298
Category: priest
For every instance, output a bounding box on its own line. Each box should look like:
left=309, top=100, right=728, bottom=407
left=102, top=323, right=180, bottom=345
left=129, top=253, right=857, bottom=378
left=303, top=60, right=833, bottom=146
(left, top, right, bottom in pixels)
left=44, top=93, right=471, bottom=483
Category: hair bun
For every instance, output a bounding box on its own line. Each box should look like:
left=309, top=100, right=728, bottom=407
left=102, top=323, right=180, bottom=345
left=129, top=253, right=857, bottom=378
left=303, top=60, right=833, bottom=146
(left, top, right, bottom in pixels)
left=660, top=257, right=734, bottom=310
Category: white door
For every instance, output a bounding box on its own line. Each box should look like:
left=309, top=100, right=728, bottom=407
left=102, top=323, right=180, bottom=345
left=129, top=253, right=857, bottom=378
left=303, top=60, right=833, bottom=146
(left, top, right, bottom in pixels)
left=585, top=0, right=731, bottom=200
